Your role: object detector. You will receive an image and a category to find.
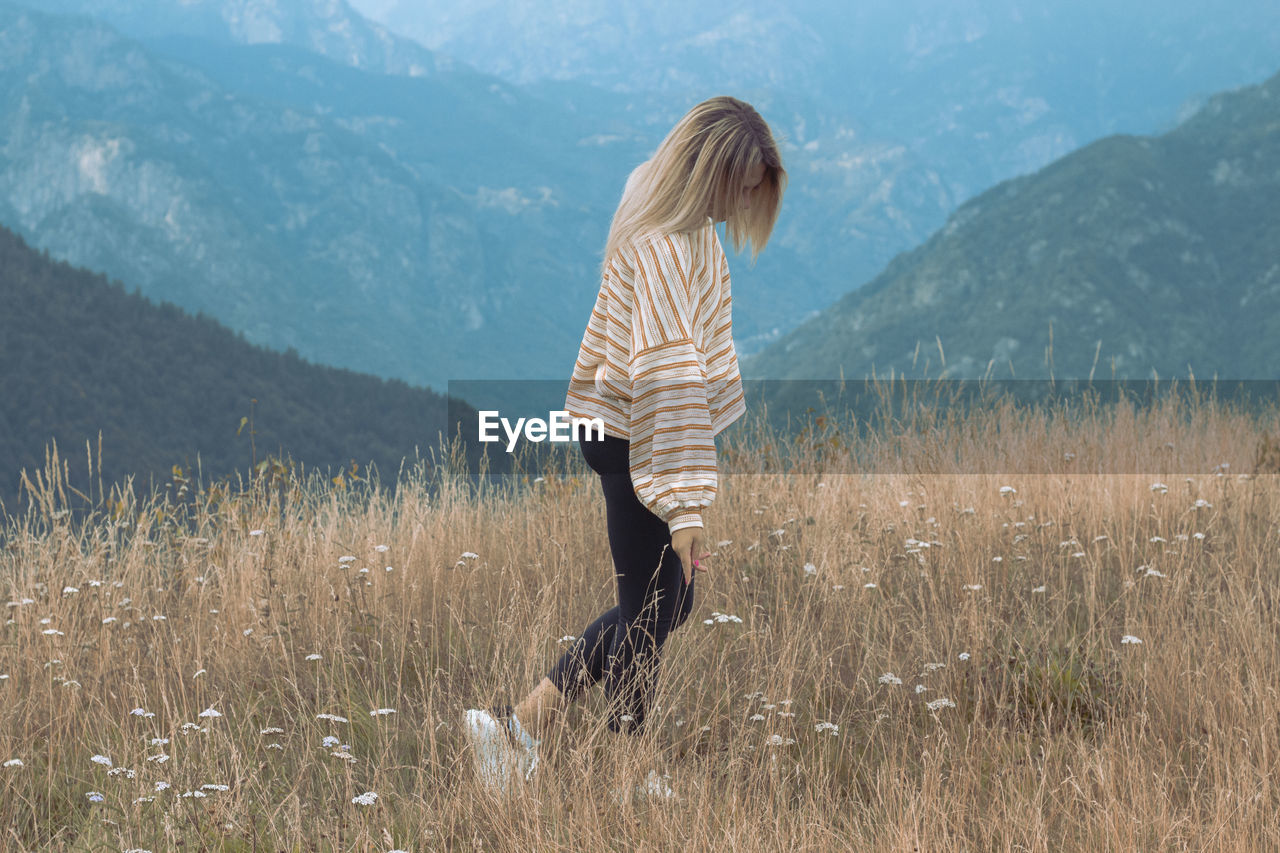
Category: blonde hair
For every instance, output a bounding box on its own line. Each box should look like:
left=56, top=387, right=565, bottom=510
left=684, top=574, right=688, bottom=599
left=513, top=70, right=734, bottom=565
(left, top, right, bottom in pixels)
left=601, top=96, right=786, bottom=272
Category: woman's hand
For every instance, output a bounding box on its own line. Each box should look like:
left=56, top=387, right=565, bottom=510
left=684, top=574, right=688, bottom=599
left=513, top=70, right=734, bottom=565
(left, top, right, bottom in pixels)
left=671, top=527, right=712, bottom=585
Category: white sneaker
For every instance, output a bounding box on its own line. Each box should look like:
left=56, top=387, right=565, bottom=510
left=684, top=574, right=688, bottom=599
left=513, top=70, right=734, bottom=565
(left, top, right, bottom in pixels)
left=613, top=769, right=676, bottom=806
left=462, top=707, right=540, bottom=795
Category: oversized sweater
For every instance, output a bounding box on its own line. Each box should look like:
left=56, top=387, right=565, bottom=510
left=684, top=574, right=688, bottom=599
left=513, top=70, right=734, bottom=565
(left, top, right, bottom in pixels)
left=564, top=216, right=747, bottom=533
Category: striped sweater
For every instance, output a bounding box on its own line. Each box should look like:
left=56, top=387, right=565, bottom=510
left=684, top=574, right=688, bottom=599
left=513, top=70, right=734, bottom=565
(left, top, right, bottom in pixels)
left=564, top=216, right=747, bottom=533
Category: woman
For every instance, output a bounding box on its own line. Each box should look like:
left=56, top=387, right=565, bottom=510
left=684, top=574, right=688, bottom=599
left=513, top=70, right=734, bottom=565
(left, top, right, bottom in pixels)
left=464, top=95, right=786, bottom=796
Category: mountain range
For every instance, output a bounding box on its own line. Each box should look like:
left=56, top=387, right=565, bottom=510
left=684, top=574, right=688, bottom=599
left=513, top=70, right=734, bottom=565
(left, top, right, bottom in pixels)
left=0, top=3, right=623, bottom=390
left=744, top=68, right=1280, bottom=382
left=22, top=0, right=442, bottom=77
left=357, top=0, right=1280, bottom=203
left=3, top=0, right=1278, bottom=397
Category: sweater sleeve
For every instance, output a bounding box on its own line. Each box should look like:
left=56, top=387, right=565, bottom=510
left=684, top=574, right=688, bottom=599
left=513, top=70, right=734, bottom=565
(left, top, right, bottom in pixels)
left=626, top=233, right=718, bottom=534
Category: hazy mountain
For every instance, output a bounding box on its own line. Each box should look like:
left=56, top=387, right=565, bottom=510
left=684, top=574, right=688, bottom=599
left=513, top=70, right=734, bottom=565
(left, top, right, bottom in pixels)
left=355, top=0, right=1280, bottom=354
left=742, top=69, right=1280, bottom=382
left=0, top=4, right=628, bottom=390
left=14, top=0, right=443, bottom=77
left=357, top=0, right=1280, bottom=202
left=0, top=223, right=505, bottom=514
left=0, top=3, right=948, bottom=380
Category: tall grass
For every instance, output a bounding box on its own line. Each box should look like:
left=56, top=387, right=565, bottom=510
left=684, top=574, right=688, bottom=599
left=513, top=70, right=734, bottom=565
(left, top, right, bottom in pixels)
left=1, top=380, right=1278, bottom=851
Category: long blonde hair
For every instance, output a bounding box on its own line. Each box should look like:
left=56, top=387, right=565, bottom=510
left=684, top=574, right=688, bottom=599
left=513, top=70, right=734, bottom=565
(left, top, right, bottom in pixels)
left=601, top=96, right=786, bottom=272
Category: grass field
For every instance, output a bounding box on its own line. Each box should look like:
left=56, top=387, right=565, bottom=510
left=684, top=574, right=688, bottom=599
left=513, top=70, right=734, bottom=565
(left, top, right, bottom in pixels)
left=2, top=382, right=1278, bottom=851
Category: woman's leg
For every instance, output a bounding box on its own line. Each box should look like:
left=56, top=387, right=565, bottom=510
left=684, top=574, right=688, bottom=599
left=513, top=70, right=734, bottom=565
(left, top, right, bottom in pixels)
left=533, top=433, right=695, bottom=735
left=596, top=465, right=692, bottom=733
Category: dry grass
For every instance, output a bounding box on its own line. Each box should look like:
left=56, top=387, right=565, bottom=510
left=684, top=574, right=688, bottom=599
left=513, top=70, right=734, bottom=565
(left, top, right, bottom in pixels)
left=2, top=382, right=1279, bottom=851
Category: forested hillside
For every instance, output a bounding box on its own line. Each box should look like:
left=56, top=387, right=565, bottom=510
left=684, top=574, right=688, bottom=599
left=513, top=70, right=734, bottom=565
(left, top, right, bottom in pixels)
left=0, top=225, right=501, bottom=513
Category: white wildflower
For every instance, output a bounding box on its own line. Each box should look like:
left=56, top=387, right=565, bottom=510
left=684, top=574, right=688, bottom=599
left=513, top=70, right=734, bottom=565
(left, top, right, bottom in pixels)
left=4, top=758, right=23, bottom=767
left=878, top=673, right=902, bottom=686
left=305, top=653, right=322, bottom=661
left=999, top=486, right=1016, bottom=496
left=926, top=697, right=956, bottom=711
left=316, top=713, right=349, bottom=723
left=90, top=754, right=112, bottom=768
left=198, top=707, right=222, bottom=719
left=370, top=708, right=396, bottom=716
left=351, top=791, right=378, bottom=806
left=1121, top=635, right=1143, bottom=645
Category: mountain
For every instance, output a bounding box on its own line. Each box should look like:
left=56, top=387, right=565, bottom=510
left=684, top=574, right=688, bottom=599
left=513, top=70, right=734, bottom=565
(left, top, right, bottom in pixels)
left=355, top=0, right=1280, bottom=352
left=0, top=223, right=510, bottom=514
left=0, top=1, right=960, bottom=366
left=742, top=69, right=1280, bottom=382
left=0, top=4, right=629, bottom=390
left=358, top=0, right=1280, bottom=203
left=14, top=0, right=442, bottom=77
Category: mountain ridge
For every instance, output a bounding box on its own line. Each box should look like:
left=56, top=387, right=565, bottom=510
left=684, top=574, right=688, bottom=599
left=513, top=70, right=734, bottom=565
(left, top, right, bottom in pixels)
left=743, top=68, right=1280, bottom=381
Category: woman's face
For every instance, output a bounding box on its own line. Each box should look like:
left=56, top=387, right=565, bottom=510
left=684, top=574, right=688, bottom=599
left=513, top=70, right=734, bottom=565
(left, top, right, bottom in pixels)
left=711, top=162, right=766, bottom=224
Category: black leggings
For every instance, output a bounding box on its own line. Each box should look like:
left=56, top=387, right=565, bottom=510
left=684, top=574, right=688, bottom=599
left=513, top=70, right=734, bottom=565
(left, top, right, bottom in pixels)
left=546, top=432, right=695, bottom=734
